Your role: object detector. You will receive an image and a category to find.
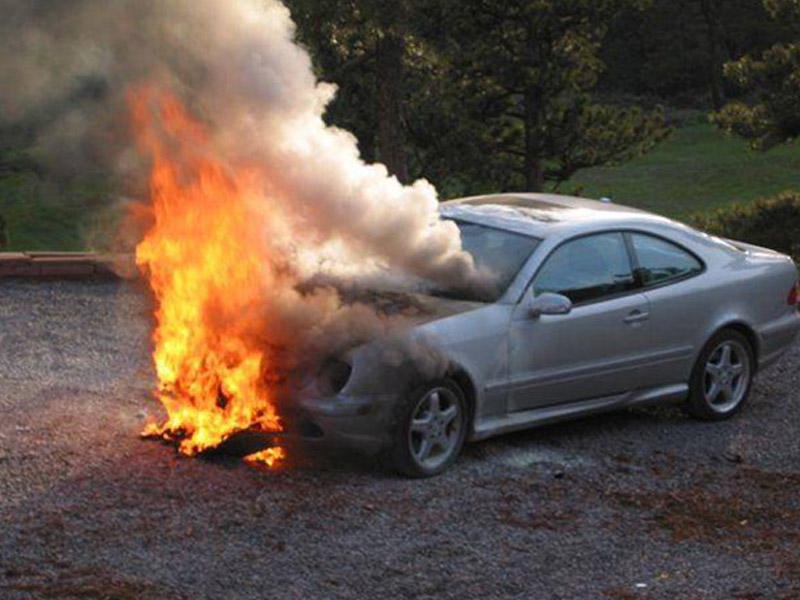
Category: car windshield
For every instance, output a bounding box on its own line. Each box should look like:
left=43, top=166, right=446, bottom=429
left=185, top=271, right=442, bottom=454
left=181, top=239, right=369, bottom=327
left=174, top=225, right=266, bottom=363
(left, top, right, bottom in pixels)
left=431, top=220, right=540, bottom=302
left=298, top=220, right=539, bottom=304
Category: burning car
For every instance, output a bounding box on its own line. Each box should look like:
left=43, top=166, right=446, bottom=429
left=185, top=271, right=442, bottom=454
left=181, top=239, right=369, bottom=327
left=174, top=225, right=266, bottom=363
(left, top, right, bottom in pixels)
left=291, top=193, right=800, bottom=476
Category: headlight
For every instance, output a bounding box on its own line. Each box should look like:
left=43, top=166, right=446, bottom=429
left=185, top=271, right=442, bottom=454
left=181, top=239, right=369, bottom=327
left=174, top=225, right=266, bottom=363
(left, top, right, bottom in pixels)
left=317, top=358, right=352, bottom=395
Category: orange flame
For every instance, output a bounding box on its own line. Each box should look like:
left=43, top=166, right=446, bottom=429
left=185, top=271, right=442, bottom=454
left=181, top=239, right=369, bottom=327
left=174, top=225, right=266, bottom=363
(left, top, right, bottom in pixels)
left=132, top=85, right=284, bottom=459
left=244, top=447, right=287, bottom=468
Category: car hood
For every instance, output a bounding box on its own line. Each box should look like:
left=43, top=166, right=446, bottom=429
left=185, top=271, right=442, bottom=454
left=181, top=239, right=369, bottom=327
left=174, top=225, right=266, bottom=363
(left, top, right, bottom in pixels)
left=401, top=294, right=486, bottom=326
left=331, top=285, right=487, bottom=326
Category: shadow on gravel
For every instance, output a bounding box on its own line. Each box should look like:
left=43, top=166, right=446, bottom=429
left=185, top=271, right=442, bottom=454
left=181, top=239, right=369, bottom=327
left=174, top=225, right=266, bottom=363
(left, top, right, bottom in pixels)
left=462, top=404, right=687, bottom=460
left=201, top=443, right=388, bottom=477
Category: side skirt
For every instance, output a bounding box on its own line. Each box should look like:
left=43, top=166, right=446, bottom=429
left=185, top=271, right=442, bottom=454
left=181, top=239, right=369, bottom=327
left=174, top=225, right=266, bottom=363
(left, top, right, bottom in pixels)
left=470, top=383, right=689, bottom=442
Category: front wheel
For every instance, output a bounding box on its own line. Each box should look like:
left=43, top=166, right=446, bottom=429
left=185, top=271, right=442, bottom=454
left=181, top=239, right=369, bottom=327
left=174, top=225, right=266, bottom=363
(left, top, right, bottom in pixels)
left=684, top=329, right=754, bottom=421
left=390, top=379, right=468, bottom=478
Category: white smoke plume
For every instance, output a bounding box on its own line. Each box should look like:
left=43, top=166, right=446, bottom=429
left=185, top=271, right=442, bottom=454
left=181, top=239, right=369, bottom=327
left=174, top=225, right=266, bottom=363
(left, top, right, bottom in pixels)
left=0, top=0, right=476, bottom=286
left=1, top=0, right=488, bottom=448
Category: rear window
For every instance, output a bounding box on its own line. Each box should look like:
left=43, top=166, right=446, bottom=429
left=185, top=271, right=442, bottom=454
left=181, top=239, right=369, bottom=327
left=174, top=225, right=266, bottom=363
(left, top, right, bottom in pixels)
left=631, top=233, right=703, bottom=286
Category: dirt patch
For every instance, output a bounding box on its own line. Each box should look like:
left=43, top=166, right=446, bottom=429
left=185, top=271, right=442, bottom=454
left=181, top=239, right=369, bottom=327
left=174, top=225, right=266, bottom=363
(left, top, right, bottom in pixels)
left=2, top=563, right=166, bottom=600
left=610, top=467, right=800, bottom=594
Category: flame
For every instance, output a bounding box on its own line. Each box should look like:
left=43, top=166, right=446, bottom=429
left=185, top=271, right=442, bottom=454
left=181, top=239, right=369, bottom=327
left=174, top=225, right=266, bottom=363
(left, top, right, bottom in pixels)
left=132, top=84, right=284, bottom=459
left=244, top=447, right=287, bottom=468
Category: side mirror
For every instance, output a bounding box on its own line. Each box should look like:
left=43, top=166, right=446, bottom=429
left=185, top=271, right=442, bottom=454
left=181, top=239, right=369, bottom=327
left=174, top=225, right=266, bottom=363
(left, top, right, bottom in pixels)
left=529, top=292, right=572, bottom=319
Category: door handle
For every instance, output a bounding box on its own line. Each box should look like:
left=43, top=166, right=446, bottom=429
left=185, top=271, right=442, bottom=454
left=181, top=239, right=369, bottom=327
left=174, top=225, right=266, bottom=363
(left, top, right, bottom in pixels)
left=623, top=309, right=650, bottom=324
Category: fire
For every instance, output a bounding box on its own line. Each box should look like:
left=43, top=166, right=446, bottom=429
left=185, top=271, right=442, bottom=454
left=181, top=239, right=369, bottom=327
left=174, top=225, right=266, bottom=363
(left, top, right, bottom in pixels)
left=132, top=85, right=284, bottom=460
left=244, top=447, right=287, bottom=468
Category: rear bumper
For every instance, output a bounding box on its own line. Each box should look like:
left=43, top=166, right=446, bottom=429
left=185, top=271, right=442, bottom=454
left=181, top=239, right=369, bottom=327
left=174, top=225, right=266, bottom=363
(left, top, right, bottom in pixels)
left=757, top=310, right=800, bottom=370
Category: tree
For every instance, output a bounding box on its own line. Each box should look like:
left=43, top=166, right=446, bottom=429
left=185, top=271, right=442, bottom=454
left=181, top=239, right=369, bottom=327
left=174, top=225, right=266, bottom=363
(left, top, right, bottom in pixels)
left=286, top=0, right=413, bottom=183
left=288, top=0, right=669, bottom=195
left=700, top=0, right=727, bottom=109
left=423, top=0, right=668, bottom=192
left=599, top=0, right=790, bottom=109
left=714, top=0, right=800, bottom=148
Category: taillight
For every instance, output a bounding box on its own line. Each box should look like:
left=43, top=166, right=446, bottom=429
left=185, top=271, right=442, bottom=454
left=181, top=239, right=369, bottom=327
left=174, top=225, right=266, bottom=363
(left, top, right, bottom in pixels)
left=789, top=280, right=800, bottom=306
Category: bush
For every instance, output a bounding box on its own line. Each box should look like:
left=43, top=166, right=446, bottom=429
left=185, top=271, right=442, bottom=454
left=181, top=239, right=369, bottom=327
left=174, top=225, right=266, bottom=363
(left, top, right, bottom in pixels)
left=689, top=191, right=800, bottom=263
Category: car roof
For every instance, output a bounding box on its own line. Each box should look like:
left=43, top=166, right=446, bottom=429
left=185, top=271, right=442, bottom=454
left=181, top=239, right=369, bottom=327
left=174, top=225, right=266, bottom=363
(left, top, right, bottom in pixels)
left=439, top=193, right=677, bottom=239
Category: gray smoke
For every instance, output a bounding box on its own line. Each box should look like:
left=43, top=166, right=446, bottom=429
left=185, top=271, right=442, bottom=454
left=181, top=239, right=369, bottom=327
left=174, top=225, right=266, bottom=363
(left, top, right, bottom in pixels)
left=0, top=0, right=478, bottom=286
left=1, top=1, right=496, bottom=453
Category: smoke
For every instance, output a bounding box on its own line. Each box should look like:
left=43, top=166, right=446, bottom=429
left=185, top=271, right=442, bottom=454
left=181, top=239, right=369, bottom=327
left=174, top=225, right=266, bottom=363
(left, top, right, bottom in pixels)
left=0, top=0, right=477, bottom=286
left=1, top=0, right=488, bottom=449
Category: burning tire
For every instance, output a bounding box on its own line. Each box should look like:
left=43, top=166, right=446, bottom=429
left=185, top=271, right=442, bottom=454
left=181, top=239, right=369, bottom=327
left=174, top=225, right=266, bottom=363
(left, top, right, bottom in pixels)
left=684, top=328, right=754, bottom=420
left=390, top=379, right=468, bottom=477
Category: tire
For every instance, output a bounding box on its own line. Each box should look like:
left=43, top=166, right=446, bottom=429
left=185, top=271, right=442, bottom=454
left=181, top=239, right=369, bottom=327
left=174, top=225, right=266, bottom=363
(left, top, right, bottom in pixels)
left=390, top=378, right=468, bottom=478
left=684, top=328, right=755, bottom=421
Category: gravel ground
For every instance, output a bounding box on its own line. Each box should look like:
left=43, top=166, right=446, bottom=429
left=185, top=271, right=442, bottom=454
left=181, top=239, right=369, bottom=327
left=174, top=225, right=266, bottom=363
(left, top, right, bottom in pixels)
left=1, top=280, right=799, bottom=599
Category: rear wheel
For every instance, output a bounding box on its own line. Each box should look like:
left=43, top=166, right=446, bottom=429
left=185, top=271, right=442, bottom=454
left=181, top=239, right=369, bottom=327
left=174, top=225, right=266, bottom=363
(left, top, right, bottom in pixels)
left=684, top=329, right=754, bottom=420
left=390, top=379, right=468, bottom=478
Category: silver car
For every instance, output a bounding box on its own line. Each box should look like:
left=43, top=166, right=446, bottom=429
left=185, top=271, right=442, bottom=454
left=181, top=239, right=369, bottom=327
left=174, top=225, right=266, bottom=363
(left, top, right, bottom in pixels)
left=296, top=193, right=800, bottom=477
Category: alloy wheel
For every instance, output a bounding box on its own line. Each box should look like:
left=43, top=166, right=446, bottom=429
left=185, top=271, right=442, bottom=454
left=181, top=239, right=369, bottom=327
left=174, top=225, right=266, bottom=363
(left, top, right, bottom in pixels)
left=703, top=339, right=751, bottom=413
left=407, top=386, right=462, bottom=471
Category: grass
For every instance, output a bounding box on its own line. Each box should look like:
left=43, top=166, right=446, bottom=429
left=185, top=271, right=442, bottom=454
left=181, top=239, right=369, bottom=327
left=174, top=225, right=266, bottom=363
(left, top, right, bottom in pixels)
left=0, top=168, right=112, bottom=252
left=2, top=122, right=800, bottom=250
left=563, top=122, right=800, bottom=219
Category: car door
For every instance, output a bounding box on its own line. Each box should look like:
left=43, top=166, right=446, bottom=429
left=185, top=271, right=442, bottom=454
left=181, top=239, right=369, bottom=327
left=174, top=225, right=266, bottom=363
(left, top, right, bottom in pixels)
left=507, top=231, right=652, bottom=412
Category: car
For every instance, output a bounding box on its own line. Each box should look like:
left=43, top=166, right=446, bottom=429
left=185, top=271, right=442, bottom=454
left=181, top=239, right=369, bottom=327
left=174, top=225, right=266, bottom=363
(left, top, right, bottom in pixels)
left=293, top=193, right=800, bottom=477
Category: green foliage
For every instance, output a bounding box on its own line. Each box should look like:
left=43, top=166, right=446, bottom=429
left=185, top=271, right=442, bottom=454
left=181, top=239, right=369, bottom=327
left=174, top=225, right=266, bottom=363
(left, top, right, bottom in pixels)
left=287, top=0, right=669, bottom=194
left=420, top=0, right=668, bottom=192
left=4, top=1, right=800, bottom=251
left=568, top=123, right=800, bottom=217
left=5, top=122, right=799, bottom=252
left=600, top=0, right=790, bottom=107
left=286, top=0, right=417, bottom=180
left=764, top=0, right=800, bottom=19
left=546, top=104, right=669, bottom=187
left=689, top=190, right=800, bottom=260
left=715, top=42, right=800, bottom=148
left=0, top=149, right=112, bottom=251
left=714, top=0, right=800, bottom=148
left=0, top=213, right=6, bottom=249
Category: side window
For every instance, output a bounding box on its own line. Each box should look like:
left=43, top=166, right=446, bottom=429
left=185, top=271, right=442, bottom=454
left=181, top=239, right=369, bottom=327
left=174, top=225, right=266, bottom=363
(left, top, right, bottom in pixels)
left=533, top=232, right=636, bottom=304
left=630, top=233, right=702, bottom=286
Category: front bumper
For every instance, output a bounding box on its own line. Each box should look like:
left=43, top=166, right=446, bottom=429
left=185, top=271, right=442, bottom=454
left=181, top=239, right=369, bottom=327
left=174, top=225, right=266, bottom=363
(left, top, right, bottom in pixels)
left=283, top=392, right=399, bottom=454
